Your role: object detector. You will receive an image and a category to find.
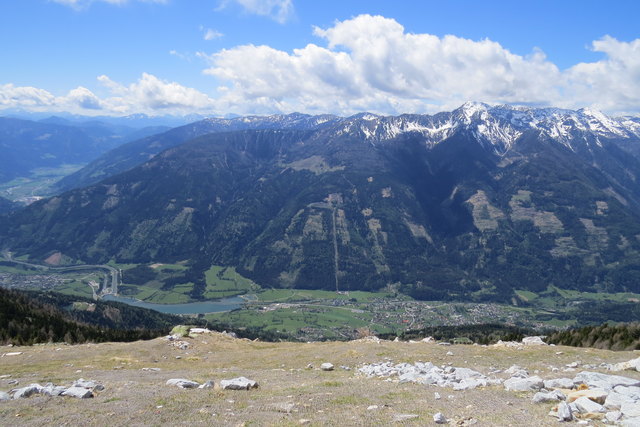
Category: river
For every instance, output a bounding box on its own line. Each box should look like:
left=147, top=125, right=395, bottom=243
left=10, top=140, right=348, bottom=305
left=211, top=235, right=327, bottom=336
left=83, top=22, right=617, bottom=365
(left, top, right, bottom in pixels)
left=102, top=295, right=245, bottom=314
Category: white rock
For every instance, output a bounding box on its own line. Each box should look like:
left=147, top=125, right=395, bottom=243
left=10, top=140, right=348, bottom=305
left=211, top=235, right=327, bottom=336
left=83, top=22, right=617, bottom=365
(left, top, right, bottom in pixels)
left=433, top=412, right=448, bottom=424
left=574, top=371, right=640, bottom=391
left=533, top=390, right=566, bottom=403
left=198, top=380, right=215, bottom=389
left=320, top=363, right=334, bottom=371
left=522, top=336, right=547, bottom=346
left=557, top=401, right=573, bottom=421
left=621, top=400, right=640, bottom=418
left=453, top=367, right=485, bottom=380
left=606, top=411, right=623, bottom=422
left=73, top=378, right=104, bottom=391
left=0, top=391, right=10, bottom=401
left=220, top=377, right=258, bottom=390
left=505, top=365, right=529, bottom=378
left=189, top=328, right=211, bottom=334
left=453, top=378, right=487, bottom=391
left=604, top=391, right=634, bottom=409
left=567, top=388, right=608, bottom=404
left=504, top=376, right=544, bottom=392
left=62, top=386, right=94, bottom=399
left=614, top=385, right=640, bottom=399
left=621, top=417, right=640, bottom=427
left=544, top=378, right=575, bottom=389
left=573, top=396, right=605, bottom=413
left=41, top=383, right=67, bottom=396
left=12, top=384, right=42, bottom=399
left=166, top=378, right=200, bottom=389
left=611, top=357, right=640, bottom=372
left=422, top=337, right=435, bottom=343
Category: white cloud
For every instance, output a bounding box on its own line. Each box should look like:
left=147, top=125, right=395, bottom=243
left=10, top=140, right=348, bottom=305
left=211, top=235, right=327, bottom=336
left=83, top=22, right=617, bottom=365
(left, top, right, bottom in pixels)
left=2, top=14, right=640, bottom=117
left=0, top=84, right=56, bottom=108
left=203, top=28, right=223, bottom=41
left=202, top=14, right=563, bottom=115
left=96, top=73, right=215, bottom=113
left=64, top=86, right=103, bottom=110
left=198, top=14, right=640, bottom=116
left=563, top=36, right=640, bottom=113
left=219, top=0, right=294, bottom=24
left=0, top=74, right=216, bottom=116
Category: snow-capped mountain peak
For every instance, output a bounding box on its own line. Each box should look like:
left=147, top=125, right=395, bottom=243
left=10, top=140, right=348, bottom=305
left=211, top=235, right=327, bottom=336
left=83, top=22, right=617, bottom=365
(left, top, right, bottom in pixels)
left=331, top=103, right=640, bottom=155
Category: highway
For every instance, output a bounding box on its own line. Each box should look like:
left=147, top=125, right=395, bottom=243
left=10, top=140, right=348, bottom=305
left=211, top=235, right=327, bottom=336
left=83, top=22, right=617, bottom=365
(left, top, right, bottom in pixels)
left=1, top=251, right=119, bottom=296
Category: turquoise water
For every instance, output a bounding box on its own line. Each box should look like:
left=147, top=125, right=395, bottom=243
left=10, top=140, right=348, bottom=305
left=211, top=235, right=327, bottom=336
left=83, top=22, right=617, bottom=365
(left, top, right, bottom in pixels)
left=102, top=294, right=244, bottom=314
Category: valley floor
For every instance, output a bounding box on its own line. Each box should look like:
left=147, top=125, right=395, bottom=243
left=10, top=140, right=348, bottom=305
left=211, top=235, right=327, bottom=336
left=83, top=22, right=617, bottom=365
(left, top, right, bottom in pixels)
left=1, top=332, right=639, bottom=426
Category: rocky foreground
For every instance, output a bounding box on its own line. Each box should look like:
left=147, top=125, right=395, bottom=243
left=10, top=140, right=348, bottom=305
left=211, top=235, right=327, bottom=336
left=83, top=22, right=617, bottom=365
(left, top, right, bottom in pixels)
left=1, top=330, right=639, bottom=426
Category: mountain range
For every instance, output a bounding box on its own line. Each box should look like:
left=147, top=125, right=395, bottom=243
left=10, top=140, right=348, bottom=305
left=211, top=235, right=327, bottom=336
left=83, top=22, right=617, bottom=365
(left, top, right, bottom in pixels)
left=0, top=116, right=169, bottom=185
left=3, top=103, right=640, bottom=302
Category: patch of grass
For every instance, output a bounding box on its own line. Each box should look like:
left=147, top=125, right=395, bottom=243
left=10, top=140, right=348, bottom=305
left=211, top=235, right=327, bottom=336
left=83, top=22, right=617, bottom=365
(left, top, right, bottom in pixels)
left=208, top=305, right=371, bottom=338
left=204, top=266, right=259, bottom=299
left=54, top=281, right=94, bottom=298
left=170, top=325, right=191, bottom=337
left=156, top=263, right=188, bottom=271
left=515, top=289, right=538, bottom=302
left=322, top=381, right=343, bottom=387
left=117, top=281, right=194, bottom=304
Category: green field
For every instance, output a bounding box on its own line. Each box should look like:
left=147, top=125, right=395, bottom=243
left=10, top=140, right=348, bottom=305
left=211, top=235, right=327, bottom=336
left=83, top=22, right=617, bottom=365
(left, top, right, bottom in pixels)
left=116, top=281, right=195, bottom=304
left=203, top=266, right=260, bottom=299
left=252, top=288, right=395, bottom=303
left=0, top=264, right=37, bottom=275
left=206, top=304, right=383, bottom=340
left=54, top=280, right=95, bottom=299
left=0, top=164, right=84, bottom=201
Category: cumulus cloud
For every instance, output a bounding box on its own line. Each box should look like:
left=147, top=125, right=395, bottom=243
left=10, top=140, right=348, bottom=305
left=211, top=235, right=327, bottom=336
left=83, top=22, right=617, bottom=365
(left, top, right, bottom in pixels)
left=97, top=73, right=215, bottom=113
left=2, top=14, right=640, bottom=116
left=198, top=14, right=640, bottom=116
left=0, top=84, right=57, bottom=109
left=201, top=15, right=563, bottom=115
left=0, top=74, right=216, bottom=116
left=219, top=0, right=294, bottom=24
left=563, top=36, right=640, bottom=113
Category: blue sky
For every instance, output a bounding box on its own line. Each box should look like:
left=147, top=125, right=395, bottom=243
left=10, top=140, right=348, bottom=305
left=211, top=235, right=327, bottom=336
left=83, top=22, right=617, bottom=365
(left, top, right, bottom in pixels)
left=1, top=0, right=639, bottom=116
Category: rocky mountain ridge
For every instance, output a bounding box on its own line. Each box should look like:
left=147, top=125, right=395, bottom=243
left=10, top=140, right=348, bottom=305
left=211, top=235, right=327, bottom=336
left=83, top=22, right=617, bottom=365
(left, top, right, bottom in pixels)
left=4, top=104, right=640, bottom=302
left=54, top=104, right=640, bottom=192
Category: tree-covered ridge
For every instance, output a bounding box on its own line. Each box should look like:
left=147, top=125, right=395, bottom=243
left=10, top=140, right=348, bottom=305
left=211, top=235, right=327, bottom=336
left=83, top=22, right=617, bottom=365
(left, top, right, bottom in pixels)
left=0, top=288, right=176, bottom=345
left=546, top=323, right=640, bottom=351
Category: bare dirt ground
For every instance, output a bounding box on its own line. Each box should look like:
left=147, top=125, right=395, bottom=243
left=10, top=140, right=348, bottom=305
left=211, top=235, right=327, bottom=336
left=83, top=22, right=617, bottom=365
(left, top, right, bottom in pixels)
left=1, top=333, right=638, bottom=426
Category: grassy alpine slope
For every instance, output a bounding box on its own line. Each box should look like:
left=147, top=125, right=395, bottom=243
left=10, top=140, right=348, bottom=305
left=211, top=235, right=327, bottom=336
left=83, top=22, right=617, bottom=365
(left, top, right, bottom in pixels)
left=1, top=331, right=639, bottom=426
